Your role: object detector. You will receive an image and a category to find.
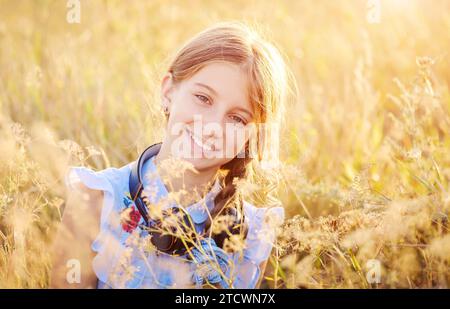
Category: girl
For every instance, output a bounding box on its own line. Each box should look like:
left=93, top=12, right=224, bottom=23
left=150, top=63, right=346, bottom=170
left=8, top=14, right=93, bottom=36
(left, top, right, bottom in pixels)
left=50, top=21, right=291, bottom=289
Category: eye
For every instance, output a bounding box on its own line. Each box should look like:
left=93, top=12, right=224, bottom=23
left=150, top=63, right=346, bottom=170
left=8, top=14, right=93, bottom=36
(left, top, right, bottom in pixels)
left=194, top=94, right=212, bottom=105
left=230, top=115, right=247, bottom=126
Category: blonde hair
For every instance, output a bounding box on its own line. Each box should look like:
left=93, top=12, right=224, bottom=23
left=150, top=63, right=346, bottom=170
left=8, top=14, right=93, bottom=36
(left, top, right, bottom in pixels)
left=163, top=21, right=295, bottom=237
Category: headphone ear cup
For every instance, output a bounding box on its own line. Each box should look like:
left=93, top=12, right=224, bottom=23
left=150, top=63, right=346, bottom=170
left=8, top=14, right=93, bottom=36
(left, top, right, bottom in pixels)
left=210, top=206, right=248, bottom=251
left=150, top=230, right=177, bottom=253
left=150, top=207, right=197, bottom=255
left=170, top=209, right=198, bottom=255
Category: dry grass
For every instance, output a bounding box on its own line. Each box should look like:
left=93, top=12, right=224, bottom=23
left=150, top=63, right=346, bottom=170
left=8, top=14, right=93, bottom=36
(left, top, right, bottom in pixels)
left=0, top=0, right=449, bottom=288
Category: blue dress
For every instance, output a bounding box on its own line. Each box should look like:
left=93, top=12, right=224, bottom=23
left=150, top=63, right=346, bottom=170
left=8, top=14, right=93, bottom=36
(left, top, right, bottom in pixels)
left=64, top=154, right=284, bottom=289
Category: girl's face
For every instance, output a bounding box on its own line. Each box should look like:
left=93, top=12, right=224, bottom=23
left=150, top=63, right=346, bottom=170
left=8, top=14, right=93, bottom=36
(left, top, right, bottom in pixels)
left=161, top=61, right=256, bottom=172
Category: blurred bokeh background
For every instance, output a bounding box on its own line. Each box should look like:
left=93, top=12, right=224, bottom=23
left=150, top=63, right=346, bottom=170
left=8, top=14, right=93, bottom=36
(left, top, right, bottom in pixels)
left=0, top=0, right=449, bottom=288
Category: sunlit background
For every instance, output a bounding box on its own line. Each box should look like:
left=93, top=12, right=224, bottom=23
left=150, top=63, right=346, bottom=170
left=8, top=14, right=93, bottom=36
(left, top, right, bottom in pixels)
left=0, top=0, right=449, bottom=288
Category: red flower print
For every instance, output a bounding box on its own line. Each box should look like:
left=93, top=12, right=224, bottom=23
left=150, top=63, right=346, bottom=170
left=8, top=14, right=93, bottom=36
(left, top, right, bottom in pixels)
left=121, top=205, right=142, bottom=233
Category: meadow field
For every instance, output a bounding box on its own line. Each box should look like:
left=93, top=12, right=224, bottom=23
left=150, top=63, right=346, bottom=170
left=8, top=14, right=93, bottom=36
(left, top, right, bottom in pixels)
left=0, top=0, right=449, bottom=288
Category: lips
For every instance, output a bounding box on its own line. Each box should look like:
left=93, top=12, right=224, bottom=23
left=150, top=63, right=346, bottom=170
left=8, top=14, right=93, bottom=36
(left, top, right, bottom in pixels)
left=185, top=127, right=216, bottom=152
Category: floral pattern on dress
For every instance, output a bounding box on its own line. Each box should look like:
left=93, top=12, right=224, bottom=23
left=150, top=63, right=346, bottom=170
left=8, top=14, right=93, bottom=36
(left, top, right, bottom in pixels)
left=120, top=193, right=142, bottom=233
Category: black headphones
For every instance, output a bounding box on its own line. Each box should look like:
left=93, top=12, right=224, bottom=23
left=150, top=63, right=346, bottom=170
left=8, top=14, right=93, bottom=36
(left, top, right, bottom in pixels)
left=129, top=142, right=248, bottom=256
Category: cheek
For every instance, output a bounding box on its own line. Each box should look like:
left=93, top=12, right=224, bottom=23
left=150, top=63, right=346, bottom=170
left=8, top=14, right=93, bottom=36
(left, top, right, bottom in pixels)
left=169, top=93, right=203, bottom=123
left=223, top=126, right=249, bottom=156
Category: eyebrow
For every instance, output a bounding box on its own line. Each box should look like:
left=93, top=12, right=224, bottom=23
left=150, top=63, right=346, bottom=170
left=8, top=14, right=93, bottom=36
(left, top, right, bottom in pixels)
left=194, top=82, right=218, bottom=96
left=194, top=82, right=254, bottom=119
left=234, top=106, right=254, bottom=119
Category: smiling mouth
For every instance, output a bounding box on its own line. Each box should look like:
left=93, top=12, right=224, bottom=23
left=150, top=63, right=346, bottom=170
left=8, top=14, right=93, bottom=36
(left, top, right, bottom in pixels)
left=185, top=127, right=216, bottom=152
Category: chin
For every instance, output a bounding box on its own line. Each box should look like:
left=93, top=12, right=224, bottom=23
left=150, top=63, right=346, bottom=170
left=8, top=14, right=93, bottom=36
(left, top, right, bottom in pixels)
left=182, top=156, right=223, bottom=172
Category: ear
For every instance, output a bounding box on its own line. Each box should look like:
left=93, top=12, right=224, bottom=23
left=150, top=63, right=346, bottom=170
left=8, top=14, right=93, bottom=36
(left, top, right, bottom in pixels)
left=161, top=72, right=175, bottom=110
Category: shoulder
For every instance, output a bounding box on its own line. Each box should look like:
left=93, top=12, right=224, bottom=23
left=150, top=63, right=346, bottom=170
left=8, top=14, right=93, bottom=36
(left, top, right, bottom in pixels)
left=64, top=162, right=136, bottom=214
left=64, top=161, right=138, bottom=226
left=241, top=201, right=285, bottom=264
left=243, top=200, right=285, bottom=229
left=69, top=180, right=104, bottom=200
left=65, top=162, right=134, bottom=193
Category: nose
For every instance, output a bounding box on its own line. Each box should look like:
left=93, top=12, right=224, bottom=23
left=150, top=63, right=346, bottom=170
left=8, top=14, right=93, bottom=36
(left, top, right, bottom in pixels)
left=202, top=120, right=223, bottom=142
left=195, top=107, right=227, bottom=137
left=203, top=108, right=225, bottom=126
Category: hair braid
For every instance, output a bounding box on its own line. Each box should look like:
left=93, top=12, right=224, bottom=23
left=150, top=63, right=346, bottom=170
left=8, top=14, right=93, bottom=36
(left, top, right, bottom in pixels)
left=204, top=143, right=253, bottom=249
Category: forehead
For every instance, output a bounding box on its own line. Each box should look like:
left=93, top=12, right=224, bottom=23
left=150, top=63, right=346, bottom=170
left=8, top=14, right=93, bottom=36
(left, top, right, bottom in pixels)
left=182, top=61, right=253, bottom=113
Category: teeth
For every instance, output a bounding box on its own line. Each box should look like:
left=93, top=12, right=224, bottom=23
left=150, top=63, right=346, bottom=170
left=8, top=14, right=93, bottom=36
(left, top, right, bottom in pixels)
left=186, top=128, right=214, bottom=152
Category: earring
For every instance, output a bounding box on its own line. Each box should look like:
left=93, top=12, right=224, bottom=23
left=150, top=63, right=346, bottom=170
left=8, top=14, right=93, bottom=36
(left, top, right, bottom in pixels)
left=163, top=106, right=169, bottom=117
